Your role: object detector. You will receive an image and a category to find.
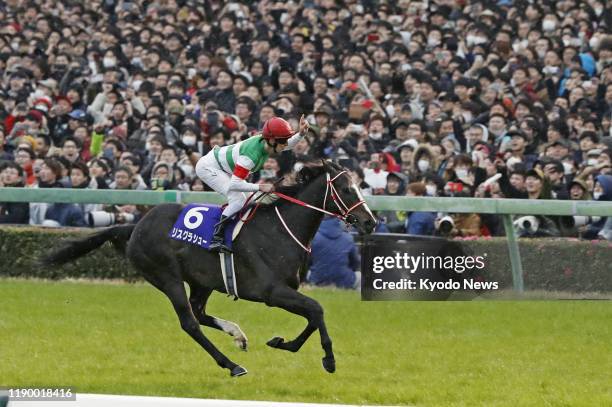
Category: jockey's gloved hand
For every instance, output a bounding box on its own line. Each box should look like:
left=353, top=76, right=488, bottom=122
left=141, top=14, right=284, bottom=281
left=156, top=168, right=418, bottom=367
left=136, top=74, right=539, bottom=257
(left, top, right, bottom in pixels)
left=175, top=139, right=194, bottom=156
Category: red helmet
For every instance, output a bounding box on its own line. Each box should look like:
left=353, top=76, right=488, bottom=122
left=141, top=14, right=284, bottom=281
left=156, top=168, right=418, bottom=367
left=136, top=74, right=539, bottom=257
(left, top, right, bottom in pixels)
left=262, top=117, right=294, bottom=140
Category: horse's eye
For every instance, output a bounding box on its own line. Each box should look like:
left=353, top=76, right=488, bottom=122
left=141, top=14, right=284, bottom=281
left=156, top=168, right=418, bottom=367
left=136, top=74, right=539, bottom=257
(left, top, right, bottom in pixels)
left=342, top=187, right=352, bottom=194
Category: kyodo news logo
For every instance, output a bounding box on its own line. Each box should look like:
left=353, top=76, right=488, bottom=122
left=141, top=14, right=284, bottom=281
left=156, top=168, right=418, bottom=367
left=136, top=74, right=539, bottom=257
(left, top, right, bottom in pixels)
left=360, top=237, right=496, bottom=300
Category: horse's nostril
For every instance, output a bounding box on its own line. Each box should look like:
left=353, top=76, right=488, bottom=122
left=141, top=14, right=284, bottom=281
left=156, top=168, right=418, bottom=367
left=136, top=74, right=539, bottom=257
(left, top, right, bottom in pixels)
left=365, top=219, right=376, bottom=230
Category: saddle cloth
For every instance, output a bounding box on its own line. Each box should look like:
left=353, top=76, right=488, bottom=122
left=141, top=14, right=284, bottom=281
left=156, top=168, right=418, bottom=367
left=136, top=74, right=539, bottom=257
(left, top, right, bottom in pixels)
left=169, top=203, right=236, bottom=250
left=169, top=203, right=250, bottom=299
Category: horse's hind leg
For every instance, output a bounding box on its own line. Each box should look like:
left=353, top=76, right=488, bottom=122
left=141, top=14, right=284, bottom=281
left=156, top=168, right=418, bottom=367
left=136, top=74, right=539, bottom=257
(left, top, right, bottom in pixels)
left=162, top=279, right=247, bottom=377
left=264, top=285, right=336, bottom=373
left=188, top=283, right=248, bottom=351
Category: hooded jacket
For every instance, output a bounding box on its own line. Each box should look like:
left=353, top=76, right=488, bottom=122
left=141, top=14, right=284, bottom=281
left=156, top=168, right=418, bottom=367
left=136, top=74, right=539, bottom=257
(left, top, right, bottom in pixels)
left=411, top=144, right=439, bottom=176
left=584, top=175, right=612, bottom=239
left=308, top=217, right=360, bottom=289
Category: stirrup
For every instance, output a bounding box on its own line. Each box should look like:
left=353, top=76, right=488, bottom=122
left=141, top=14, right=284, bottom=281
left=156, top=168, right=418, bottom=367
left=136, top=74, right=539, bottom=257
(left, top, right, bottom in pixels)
left=210, top=242, right=232, bottom=253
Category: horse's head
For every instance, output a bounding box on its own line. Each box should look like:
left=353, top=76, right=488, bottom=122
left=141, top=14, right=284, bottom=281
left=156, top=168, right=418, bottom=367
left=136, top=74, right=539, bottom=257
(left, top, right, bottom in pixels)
left=297, top=160, right=377, bottom=234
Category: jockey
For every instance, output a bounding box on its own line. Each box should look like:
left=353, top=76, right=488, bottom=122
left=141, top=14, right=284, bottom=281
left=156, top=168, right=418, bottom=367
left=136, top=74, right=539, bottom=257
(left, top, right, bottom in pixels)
left=195, top=115, right=309, bottom=253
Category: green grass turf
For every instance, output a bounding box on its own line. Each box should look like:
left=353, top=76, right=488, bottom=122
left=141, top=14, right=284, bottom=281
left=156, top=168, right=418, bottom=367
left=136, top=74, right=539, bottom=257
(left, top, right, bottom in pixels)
left=0, top=279, right=610, bottom=407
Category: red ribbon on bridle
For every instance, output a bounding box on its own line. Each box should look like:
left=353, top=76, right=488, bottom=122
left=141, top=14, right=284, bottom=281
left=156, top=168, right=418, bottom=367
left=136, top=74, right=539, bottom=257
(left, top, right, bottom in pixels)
left=258, top=170, right=367, bottom=253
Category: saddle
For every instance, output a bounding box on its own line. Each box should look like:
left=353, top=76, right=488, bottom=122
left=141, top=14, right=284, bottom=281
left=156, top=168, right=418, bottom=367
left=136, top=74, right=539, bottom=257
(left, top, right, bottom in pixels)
left=169, top=203, right=252, bottom=300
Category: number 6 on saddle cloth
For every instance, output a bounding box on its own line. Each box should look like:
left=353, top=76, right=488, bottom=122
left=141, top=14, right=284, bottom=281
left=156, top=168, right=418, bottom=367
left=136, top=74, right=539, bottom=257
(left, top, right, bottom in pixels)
left=169, top=204, right=238, bottom=250
left=169, top=203, right=250, bottom=299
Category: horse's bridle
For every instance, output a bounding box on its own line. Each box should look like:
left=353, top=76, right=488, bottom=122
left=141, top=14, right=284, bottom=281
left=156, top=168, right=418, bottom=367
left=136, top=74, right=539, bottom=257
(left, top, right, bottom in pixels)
left=323, top=171, right=367, bottom=226
left=270, top=170, right=368, bottom=253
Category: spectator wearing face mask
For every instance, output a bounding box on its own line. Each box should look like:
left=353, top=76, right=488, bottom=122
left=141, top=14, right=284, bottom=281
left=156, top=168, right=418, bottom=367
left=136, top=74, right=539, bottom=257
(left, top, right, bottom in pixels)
left=412, top=145, right=438, bottom=178
left=452, top=154, right=476, bottom=191
left=582, top=148, right=603, bottom=171
left=366, top=115, right=390, bottom=152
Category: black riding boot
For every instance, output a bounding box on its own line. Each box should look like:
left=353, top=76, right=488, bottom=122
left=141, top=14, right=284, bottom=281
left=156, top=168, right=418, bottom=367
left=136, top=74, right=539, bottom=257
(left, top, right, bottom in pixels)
left=209, top=215, right=232, bottom=253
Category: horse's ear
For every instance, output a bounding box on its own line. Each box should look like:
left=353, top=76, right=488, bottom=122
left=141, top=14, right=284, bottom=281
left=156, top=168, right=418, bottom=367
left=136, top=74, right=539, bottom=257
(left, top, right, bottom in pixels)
left=297, top=164, right=317, bottom=183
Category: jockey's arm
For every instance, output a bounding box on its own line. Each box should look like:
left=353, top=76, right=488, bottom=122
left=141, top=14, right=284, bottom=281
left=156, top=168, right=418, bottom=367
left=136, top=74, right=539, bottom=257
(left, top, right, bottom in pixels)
left=283, top=131, right=304, bottom=151
left=227, top=156, right=260, bottom=193
left=185, top=150, right=201, bottom=168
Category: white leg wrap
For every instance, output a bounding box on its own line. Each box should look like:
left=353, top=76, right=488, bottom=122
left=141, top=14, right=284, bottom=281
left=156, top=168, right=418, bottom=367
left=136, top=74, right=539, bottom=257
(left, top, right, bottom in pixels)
left=213, top=317, right=248, bottom=350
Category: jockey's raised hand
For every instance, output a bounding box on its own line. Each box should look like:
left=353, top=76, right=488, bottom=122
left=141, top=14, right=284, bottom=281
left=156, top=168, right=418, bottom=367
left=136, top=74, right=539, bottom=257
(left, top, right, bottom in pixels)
left=299, top=114, right=310, bottom=135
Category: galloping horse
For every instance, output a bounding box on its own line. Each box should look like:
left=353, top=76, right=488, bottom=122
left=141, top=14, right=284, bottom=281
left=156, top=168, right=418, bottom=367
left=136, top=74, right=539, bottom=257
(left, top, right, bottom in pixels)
left=43, top=160, right=377, bottom=376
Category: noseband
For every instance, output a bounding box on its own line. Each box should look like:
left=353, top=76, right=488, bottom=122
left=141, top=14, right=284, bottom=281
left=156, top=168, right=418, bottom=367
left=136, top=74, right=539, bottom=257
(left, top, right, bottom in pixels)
left=271, top=170, right=367, bottom=253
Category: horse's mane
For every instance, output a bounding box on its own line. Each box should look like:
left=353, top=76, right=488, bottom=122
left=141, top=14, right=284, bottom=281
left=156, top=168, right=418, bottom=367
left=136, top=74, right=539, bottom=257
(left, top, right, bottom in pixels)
left=274, top=160, right=344, bottom=196
left=257, top=160, right=345, bottom=208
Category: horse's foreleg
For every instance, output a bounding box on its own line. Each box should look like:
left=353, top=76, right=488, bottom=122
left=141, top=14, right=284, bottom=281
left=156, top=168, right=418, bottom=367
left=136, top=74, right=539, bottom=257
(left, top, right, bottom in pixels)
left=188, top=284, right=248, bottom=351
left=264, top=285, right=335, bottom=373
left=163, top=280, right=247, bottom=377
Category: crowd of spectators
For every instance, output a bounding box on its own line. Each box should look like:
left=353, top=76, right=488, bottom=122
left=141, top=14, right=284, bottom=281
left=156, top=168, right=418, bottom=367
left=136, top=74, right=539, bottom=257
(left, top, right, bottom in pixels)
left=0, top=0, right=611, bottom=240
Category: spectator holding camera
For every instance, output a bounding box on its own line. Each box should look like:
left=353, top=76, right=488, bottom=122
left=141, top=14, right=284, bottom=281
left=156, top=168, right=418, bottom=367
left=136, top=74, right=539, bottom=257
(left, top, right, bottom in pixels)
left=88, top=165, right=140, bottom=228
left=512, top=168, right=562, bottom=237
left=149, top=162, right=174, bottom=191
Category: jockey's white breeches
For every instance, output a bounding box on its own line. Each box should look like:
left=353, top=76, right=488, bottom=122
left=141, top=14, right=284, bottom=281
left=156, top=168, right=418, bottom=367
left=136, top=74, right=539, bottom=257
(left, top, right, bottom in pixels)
left=195, top=151, right=249, bottom=217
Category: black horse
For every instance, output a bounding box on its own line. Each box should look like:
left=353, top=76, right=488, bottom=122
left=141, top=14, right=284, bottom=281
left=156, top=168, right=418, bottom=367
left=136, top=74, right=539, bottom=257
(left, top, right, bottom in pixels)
left=43, top=161, right=377, bottom=377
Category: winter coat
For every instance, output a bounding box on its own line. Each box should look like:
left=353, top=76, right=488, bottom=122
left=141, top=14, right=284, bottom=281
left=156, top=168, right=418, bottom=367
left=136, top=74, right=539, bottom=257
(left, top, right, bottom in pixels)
left=29, top=180, right=63, bottom=225
left=405, top=211, right=436, bottom=235
left=45, top=203, right=87, bottom=227
left=411, top=145, right=439, bottom=176
left=308, top=217, right=360, bottom=289
left=0, top=199, right=29, bottom=224
left=584, top=175, right=612, bottom=239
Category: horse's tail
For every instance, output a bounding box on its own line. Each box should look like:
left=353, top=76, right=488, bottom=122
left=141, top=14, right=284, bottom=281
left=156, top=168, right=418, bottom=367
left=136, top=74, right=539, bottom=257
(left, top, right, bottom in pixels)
left=40, top=224, right=136, bottom=267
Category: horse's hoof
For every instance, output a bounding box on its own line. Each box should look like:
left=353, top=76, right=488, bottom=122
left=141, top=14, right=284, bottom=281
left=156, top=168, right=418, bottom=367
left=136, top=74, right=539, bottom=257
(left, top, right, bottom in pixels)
left=230, top=365, right=248, bottom=377
left=234, top=337, right=248, bottom=351
left=322, top=356, right=336, bottom=373
left=266, top=336, right=284, bottom=348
